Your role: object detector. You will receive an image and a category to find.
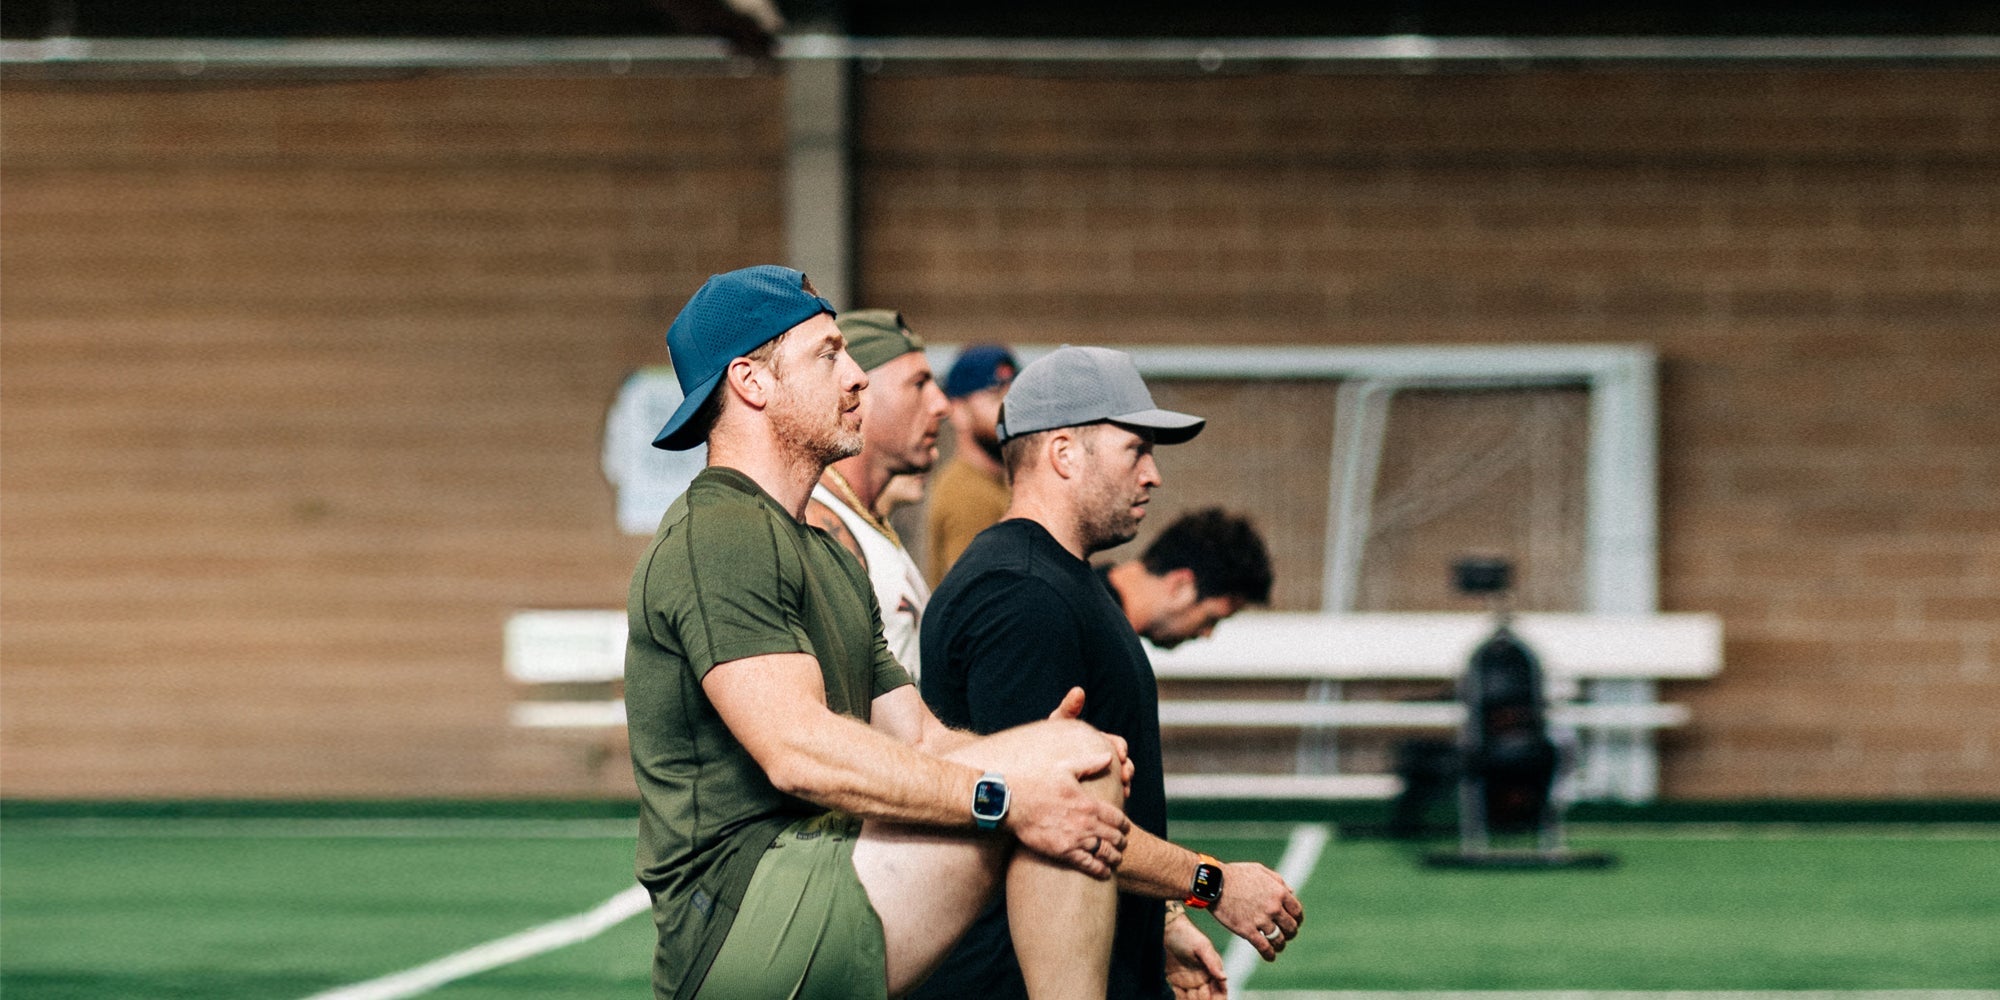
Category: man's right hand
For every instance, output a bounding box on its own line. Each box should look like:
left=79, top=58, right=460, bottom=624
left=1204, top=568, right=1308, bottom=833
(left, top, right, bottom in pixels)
left=1047, top=686, right=1134, bottom=801
left=1212, top=861, right=1304, bottom=960
left=1001, top=747, right=1132, bottom=879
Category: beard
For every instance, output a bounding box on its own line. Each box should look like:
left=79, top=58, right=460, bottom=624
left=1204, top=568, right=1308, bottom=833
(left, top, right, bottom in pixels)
left=1076, top=477, right=1146, bottom=555
left=972, top=421, right=1004, bottom=464
left=770, top=378, right=863, bottom=469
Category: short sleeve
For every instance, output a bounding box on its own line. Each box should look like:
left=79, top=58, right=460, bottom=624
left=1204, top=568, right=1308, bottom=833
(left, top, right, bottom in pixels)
left=951, top=573, right=1087, bottom=734
left=645, top=500, right=814, bottom=677
left=863, top=580, right=915, bottom=697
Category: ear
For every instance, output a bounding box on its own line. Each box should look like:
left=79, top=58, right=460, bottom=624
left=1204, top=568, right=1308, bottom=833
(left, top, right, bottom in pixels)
left=723, top=355, right=773, bottom=411
left=1164, top=567, right=1200, bottom=605
left=1046, top=427, right=1083, bottom=480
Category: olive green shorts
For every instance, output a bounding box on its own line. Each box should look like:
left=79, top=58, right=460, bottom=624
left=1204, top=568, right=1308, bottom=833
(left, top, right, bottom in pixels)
left=695, top=812, right=888, bottom=1000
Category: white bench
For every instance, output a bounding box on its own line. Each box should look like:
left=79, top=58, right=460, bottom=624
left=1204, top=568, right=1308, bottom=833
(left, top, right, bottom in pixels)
left=1144, top=611, right=1722, bottom=801
left=504, top=609, right=1721, bottom=803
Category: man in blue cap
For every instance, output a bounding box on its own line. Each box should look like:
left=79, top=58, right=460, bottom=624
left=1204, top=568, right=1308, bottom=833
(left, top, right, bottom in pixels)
left=925, top=343, right=1019, bottom=584
left=626, top=266, right=1135, bottom=1000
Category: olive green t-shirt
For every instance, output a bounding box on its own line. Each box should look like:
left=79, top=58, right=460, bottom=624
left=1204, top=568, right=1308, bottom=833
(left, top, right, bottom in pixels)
left=626, top=466, right=911, bottom=1000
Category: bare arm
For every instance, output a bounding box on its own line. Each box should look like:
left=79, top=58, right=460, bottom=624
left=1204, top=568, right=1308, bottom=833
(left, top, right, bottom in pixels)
left=709, top=653, right=988, bottom=825
left=1117, top=826, right=1304, bottom=961
left=872, top=684, right=1132, bottom=791
left=705, top=652, right=1130, bottom=875
left=871, top=683, right=980, bottom=757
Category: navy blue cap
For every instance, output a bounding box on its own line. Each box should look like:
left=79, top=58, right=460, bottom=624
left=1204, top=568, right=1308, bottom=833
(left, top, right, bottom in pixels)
left=653, top=265, right=837, bottom=451
left=943, top=344, right=1019, bottom=399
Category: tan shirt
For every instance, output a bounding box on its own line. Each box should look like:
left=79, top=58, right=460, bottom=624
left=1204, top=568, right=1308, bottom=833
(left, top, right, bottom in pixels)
left=924, top=456, right=1010, bottom=585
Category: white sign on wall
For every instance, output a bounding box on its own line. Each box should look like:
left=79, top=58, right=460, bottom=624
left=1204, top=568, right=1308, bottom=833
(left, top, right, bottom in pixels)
left=602, top=368, right=708, bottom=535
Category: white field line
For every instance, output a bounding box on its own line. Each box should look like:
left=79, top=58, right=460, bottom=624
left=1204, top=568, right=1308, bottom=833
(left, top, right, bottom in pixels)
left=1224, top=823, right=1333, bottom=991
left=1240, top=993, right=2000, bottom=1000
left=298, top=884, right=650, bottom=1000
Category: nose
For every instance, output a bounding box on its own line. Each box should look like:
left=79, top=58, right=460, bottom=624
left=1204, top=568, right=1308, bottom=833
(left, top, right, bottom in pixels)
left=1138, top=453, right=1162, bottom=488
left=924, top=380, right=949, bottom=419
left=839, top=350, right=868, bottom=394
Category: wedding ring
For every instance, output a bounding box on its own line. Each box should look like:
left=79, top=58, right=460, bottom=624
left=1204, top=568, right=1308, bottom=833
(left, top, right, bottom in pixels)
left=1263, top=927, right=1283, bottom=942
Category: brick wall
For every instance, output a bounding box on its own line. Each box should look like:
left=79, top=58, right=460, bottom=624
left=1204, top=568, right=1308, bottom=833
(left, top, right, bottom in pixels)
left=854, top=68, right=1999, bottom=798
left=3, top=65, right=1994, bottom=799
left=0, top=73, right=786, bottom=796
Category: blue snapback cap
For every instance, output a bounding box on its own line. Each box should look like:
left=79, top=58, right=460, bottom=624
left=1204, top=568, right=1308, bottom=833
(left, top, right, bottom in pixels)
left=943, top=344, right=1019, bottom=399
left=653, top=265, right=837, bottom=451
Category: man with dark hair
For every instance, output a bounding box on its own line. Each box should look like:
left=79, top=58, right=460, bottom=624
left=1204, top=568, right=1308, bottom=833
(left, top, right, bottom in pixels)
left=1102, top=507, right=1274, bottom=650
left=628, top=267, right=1135, bottom=1000
left=919, top=346, right=1303, bottom=1000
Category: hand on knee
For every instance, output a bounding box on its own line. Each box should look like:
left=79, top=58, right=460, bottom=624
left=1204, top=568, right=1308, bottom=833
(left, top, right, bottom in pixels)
left=1002, top=761, right=1131, bottom=879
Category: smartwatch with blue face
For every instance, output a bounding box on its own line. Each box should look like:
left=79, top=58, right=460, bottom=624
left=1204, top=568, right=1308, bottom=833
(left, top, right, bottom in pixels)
left=972, top=771, right=1010, bottom=830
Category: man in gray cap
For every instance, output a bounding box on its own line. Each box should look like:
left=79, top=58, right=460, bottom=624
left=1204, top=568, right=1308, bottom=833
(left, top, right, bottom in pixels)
left=802, top=309, right=949, bottom=679
left=918, top=346, right=1305, bottom=1000
left=627, top=270, right=1135, bottom=1000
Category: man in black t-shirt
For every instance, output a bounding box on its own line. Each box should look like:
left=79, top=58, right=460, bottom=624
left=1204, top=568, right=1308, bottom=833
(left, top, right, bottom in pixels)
left=919, top=346, right=1305, bottom=1000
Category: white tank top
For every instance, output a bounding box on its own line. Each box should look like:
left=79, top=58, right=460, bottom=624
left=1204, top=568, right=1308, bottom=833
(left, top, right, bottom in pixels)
left=811, top=484, right=930, bottom=680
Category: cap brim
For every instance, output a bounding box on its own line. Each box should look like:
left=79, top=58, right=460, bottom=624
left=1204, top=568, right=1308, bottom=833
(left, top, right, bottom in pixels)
left=651, top=370, right=726, bottom=451
left=1110, top=409, right=1205, bottom=445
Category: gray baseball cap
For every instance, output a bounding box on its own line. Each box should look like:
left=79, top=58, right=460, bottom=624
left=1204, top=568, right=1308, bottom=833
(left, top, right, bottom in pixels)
left=996, top=345, right=1205, bottom=445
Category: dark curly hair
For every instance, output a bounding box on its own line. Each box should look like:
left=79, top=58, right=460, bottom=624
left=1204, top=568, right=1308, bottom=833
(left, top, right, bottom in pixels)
left=1140, top=507, right=1274, bottom=605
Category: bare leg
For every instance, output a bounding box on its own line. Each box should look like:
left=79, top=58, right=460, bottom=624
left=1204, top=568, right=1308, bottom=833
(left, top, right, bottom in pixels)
left=1007, top=822, right=1118, bottom=999
left=852, top=719, right=1124, bottom=999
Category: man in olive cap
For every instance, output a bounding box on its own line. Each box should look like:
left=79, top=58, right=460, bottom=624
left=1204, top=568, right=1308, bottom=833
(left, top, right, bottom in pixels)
left=803, top=309, right=949, bottom=679
left=628, top=268, right=1134, bottom=1000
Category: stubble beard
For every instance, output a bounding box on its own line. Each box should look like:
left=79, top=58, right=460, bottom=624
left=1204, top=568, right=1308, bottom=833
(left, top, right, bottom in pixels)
left=771, top=379, right=863, bottom=471
left=1076, top=479, right=1144, bottom=556
left=972, top=421, right=1005, bottom=464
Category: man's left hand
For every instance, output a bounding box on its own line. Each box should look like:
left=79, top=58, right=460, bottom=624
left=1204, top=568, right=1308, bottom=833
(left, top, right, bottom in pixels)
left=1164, top=908, right=1228, bottom=999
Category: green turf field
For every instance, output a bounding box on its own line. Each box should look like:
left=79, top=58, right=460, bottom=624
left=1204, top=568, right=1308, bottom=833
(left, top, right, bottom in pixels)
left=2, top=811, right=1995, bottom=999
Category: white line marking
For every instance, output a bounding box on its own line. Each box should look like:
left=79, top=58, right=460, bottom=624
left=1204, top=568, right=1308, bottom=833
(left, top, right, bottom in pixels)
left=1240, top=993, right=2000, bottom=1000
left=1225, top=823, right=1333, bottom=991
left=298, top=884, right=650, bottom=1000
left=1173, top=821, right=1331, bottom=840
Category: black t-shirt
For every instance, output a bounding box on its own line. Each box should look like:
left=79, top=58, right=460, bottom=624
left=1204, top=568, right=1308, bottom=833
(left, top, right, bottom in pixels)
left=915, top=519, right=1168, bottom=1000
